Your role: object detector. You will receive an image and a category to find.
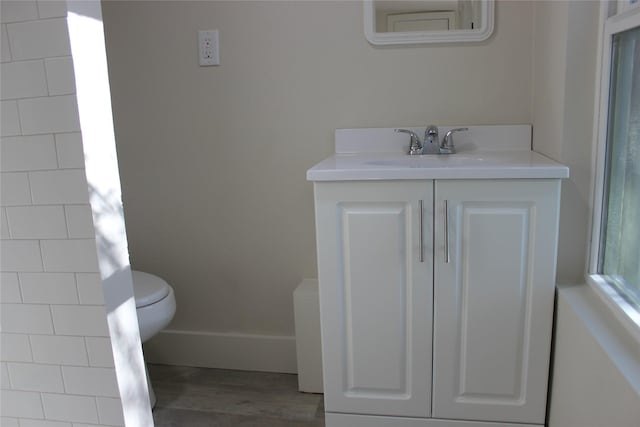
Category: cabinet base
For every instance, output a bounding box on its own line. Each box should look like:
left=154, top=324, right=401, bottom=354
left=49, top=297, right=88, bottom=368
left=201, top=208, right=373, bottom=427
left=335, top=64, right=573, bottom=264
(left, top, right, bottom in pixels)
left=325, top=413, right=541, bottom=427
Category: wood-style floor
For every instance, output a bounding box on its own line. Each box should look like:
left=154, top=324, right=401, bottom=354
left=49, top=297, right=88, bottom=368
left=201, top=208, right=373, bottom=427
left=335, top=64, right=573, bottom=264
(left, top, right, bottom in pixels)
left=149, top=364, right=325, bottom=427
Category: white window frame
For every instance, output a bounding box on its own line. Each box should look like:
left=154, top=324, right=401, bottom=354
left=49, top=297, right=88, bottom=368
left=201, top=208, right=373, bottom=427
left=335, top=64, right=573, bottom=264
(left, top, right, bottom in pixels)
left=588, top=1, right=640, bottom=343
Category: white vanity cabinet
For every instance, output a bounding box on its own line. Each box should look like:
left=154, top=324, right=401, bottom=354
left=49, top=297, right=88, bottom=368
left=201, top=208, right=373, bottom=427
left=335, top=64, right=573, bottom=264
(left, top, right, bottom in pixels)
left=313, top=178, right=562, bottom=427
left=314, top=181, right=434, bottom=418
left=432, top=180, right=560, bottom=425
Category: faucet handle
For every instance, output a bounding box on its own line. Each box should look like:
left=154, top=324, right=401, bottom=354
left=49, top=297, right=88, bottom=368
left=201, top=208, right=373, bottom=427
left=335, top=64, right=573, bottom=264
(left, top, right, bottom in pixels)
left=395, top=129, right=423, bottom=155
left=441, top=127, right=468, bottom=154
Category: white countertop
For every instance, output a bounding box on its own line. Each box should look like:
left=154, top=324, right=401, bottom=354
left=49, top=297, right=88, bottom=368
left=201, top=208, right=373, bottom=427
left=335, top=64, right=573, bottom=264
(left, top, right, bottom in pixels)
left=307, top=151, right=569, bottom=181
left=306, top=126, right=569, bottom=181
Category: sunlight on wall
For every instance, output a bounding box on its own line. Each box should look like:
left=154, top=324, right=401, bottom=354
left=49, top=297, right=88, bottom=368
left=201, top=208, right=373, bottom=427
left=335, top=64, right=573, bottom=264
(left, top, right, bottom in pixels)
left=66, top=1, right=153, bottom=425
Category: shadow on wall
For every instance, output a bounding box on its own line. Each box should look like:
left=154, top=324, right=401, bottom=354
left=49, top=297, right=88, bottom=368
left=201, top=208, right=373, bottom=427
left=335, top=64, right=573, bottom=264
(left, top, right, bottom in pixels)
left=556, top=179, right=590, bottom=284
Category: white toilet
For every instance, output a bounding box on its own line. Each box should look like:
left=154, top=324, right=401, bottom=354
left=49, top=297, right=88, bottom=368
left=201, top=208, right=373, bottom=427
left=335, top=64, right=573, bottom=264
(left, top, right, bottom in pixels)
left=131, top=270, right=176, bottom=408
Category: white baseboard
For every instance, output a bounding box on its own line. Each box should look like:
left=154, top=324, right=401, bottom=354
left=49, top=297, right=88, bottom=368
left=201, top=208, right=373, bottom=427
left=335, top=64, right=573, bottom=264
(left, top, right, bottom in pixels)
left=142, top=329, right=298, bottom=374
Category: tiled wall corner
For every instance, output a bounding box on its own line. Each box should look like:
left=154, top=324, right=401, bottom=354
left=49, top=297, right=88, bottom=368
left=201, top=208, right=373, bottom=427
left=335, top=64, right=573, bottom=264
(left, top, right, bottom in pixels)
left=36, top=1, right=68, bottom=21
left=54, top=132, right=83, bottom=168
left=1, top=100, right=21, bottom=136
left=0, top=2, right=124, bottom=425
left=7, top=362, right=65, bottom=393
left=1, top=24, right=12, bottom=63
left=30, top=169, right=90, bottom=205
left=0, top=303, right=53, bottom=334
left=41, top=239, right=100, bottom=272
left=85, top=337, right=115, bottom=368
left=61, top=366, right=120, bottom=397
left=19, top=273, right=79, bottom=304
left=6, top=206, right=68, bottom=239
left=6, top=18, right=70, bottom=61
left=30, top=334, right=88, bottom=366
left=1, top=333, right=33, bottom=362
left=0, top=172, right=31, bottom=205
left=18, top=95, right=80, bottom=134
left=0, top=272, right=21, bottom=302
left=1, top=1, right=39, bottom=24
left=41, top=393, right=99, bottom=424
left=44, top=57, right=75, bottom=95
left=64, top=205, right=95, bottom=238
left=97, top=397, right=126, bottom=426
left=0, top=134, right=58, bottom=171
left=1, top=389, right=45, bottom=419
left=0, top=240, right=43, bottom=271
left=76, top=273, right=105, bottom=305
left=0, top=59, right=48, bottom=99
left=50, top=305, right=109, bottom=337
left=1, top=362, right=11, bottom=388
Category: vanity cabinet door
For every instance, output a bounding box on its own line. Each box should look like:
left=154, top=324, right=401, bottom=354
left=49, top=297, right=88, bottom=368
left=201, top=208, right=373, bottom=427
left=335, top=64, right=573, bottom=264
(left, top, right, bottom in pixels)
left=314, top=181, right=433, bottom=417
left=432, top=180, right=561, bottom=424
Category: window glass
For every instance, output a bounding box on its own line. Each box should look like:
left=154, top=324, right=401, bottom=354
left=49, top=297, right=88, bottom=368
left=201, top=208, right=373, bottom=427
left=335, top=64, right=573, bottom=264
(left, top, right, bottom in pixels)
left=600, top=25, right=640, bottom=309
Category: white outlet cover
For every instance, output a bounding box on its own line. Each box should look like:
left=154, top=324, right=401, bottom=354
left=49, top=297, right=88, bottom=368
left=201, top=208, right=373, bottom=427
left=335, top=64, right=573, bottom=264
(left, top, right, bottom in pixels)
left=198, top=30, right=219, bottom=66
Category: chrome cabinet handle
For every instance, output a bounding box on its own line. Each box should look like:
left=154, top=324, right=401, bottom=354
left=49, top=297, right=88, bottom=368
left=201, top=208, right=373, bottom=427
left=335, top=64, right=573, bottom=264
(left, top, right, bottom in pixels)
left=444, top=200, right=450, bottom=263
left=419, top=200, right=424, bottom=262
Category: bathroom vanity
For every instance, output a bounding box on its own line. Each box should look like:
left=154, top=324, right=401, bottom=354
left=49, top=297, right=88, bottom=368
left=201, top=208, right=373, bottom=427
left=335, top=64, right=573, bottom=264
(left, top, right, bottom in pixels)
left=307, top=126, right=568, bottom=427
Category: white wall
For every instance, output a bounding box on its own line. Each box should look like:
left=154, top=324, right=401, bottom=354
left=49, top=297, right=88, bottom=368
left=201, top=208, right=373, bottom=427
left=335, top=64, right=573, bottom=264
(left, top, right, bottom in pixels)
left=531, top=0, right=599, bottom=284
left=101, top=0, right=535, bottom=369
left=532, top=2, right=640, bottom=425
left=0, top=1, right=125, bottom=425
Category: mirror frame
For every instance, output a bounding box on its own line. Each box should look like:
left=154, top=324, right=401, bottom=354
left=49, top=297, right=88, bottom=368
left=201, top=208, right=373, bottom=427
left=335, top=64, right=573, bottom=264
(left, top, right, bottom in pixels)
left=364, top=0, right=495, bottom=45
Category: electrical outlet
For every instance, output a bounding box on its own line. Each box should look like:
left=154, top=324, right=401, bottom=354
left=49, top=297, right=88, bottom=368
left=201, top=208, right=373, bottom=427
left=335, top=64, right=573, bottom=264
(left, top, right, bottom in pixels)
left=198, top=30, right=219, bottom=66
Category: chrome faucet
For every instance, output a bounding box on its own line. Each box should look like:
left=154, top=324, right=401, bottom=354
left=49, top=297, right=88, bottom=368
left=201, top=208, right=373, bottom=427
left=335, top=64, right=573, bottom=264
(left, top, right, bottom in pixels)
left=422, top=125, right=439, bottom=154
left=395, top=126, right=468, bottom=155
left=440, top=127, right=468, bottom=154
left=424, top=125, right=439, bottom=146
left=394, top=129, right=423, bottom=155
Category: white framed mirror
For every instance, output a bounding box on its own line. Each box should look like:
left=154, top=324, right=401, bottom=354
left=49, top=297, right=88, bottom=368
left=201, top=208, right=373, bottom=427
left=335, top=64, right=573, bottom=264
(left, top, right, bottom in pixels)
left=364, top=0, right=495, bottom=45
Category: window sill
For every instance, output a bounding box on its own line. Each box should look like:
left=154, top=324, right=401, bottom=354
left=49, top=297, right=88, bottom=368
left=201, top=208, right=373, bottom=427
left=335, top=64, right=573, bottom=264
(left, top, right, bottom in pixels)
left=587, top=274, right=640, bottom=345
left=558, top=281, right=640, bottom=395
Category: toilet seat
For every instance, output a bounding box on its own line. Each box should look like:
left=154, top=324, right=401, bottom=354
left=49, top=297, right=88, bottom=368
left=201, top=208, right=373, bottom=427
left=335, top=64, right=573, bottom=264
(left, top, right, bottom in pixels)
left=132, top=270, right=176, bottom=344
left=132, top=270, right=170, bottom=308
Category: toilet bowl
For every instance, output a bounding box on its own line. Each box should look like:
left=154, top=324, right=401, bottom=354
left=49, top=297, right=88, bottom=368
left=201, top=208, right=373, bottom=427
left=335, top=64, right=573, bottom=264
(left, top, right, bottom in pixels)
left=132, top=270, right=176, bottom=408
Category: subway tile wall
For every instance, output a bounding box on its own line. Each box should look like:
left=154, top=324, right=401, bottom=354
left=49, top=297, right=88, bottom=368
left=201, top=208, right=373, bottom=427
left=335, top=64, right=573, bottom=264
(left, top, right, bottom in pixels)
left=0, top=2, right=124, bottom=426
